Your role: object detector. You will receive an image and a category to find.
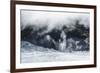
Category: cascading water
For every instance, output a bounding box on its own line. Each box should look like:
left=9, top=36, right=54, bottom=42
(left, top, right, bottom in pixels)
left=58, top=31, right=66, bottom=51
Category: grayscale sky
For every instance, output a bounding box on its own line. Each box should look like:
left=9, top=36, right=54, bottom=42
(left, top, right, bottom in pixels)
left=21, top=10, right=90, bottom=32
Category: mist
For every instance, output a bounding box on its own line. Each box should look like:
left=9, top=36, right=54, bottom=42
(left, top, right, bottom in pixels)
left=21, top=10, right=90, bottom=33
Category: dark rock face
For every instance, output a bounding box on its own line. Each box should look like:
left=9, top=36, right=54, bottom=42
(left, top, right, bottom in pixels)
left=21, top=23, right=89, bottom=51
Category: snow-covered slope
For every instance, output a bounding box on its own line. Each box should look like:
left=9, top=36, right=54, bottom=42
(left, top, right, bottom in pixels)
left=21, top=41, right=90, bottom=63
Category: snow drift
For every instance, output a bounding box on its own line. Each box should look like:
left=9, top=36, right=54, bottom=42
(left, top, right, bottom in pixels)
left=21, top=41, right=90, bottom=63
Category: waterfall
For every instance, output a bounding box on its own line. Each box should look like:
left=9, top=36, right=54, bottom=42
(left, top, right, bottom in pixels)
left=58, top=31, right=66, bottom=51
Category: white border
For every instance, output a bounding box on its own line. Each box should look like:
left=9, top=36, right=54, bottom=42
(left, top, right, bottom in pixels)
left=16, top=4, right=94, bottom=69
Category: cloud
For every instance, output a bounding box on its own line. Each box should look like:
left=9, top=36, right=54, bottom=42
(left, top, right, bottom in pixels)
left=21, top=10, right=90, bottom=32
